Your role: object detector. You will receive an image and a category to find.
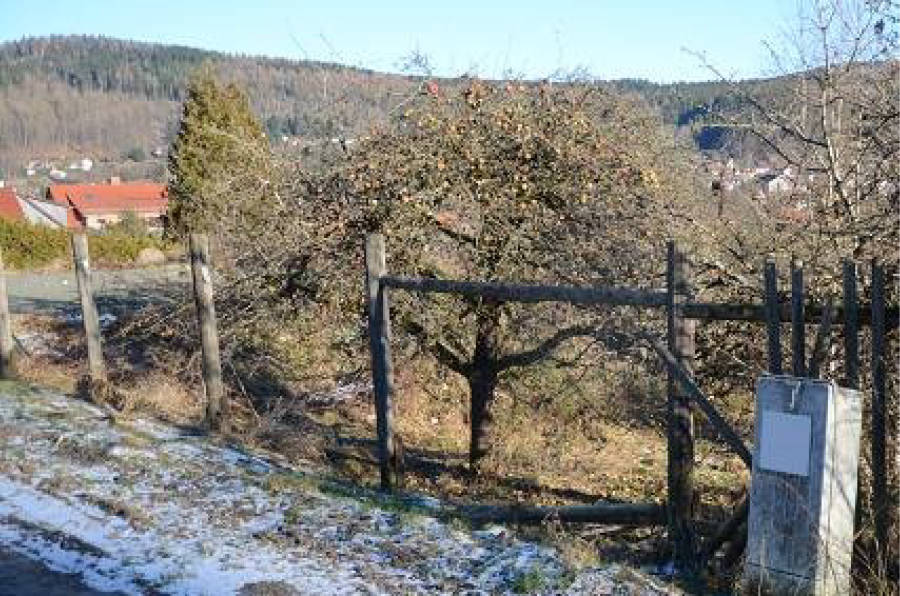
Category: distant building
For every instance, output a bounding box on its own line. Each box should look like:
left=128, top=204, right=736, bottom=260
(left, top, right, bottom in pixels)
left=66, top=158, right=93, bottom=172
left=0, top=188, right=24, bottom=222
left=47, top=179, right=168, bottom=230
left=20, top=196, right=71, bottom=228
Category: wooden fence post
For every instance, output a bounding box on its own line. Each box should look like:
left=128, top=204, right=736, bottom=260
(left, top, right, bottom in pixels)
left=71, top=232, right=107, bottom=398
left=807, top=297, right=834, bottom=379
left=791, top=258, right=806, bottom=377
left=189, top=232, right=225, bottom=431
left=870, top=260, right=887, bottom=561
left=843, top=260, right=867, bottom=579
left=842, top=260, right=859, bottom=389
left=0, top=247, right=14, bottom=379
left=764, top=257, right=782, bottom=375
left=666, top=240, right=696, bottom=569
left=365, top=234, right=396, bottom=490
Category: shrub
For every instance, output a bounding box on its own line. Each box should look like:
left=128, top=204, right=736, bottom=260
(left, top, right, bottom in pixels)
left=0, top=219, right=171, bottom=269
left=88, top=230, right=169, bottom=265
left=0, top=219, right=68, bottom=268
left=105, top=211, right=150, bottom=237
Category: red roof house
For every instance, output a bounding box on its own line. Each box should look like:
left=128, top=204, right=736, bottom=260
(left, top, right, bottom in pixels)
left=47, top=179, right=168, bottom=230
left=0, top=188, right=24, bottom=222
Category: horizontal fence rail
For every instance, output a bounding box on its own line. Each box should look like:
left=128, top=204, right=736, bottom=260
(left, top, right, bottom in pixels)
left=380, top=275, right=667, bottom=307
left=459, top=501, right=666, bottom=526
left=368, top=234, right=898, bottom=570
left=380, top=275, right=897, bottom=329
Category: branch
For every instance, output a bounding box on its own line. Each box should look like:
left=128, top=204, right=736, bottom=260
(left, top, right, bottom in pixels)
left=681, top=47, right=827, bottom=149
left=497, top=324, right=598, bottom=371
left=644, top=334, right=753, bottom=467
left=701, top=258, right=758, bottom=293
left=402, top=320, right=471, bottom=375
left=434, top=216, right=478, bottom=247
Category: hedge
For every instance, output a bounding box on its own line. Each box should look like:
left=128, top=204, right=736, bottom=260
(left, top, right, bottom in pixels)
left=0, top=219, right=172, bottom=269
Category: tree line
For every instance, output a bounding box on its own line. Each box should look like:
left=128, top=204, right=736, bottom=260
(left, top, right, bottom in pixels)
left=0, top=34, right=827, bottom=174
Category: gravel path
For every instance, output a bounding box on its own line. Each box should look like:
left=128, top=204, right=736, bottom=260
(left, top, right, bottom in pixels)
left=7, top=265, right=191, bottom=316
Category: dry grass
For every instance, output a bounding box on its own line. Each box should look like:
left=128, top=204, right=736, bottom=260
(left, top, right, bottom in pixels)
left=13, top=314, right=81, bottom=393
left=82, top=494, right=153, bottom=531
left=542, top=517, right=601, bottom=572
left=118, top=372, right=204, bottom=425
left=11, top=310, right=754, bottom=581
left=16, top=356, right=80, bottom=393
left=12, top=312, right=750, bottom=510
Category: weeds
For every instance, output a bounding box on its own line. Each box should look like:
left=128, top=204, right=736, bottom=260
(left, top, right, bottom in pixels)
left=510, top=566, right=548, bottom=594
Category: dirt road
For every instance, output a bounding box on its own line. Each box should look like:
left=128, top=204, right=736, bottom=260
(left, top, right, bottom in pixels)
left=6, top=265, right=191, bottom=316
left=0, top=546, right=116, bottom=596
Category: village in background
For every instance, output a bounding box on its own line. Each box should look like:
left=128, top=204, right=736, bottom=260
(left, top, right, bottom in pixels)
left=0, top=139, right=824, bottom=239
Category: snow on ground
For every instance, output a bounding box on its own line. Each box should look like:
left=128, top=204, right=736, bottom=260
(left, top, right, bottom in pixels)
left=0, top=381, right=674, bottom=595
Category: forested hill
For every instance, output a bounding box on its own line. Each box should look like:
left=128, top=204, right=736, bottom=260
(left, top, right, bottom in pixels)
left=0, top=35, right=420, bottom=168
left=0, top=35, right=786, bottom=169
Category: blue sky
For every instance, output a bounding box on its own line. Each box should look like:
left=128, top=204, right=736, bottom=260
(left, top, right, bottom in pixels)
left=0, top=0, right=800, bottom=82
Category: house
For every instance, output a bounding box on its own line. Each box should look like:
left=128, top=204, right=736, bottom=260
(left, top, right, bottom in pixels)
left=67, top=158, right=94, bottom=172
left=47, top=178, right=168, bottom=231
left=20, top=196, right=72, bottom=228
left=0, top=188, right=24, bottom=222
left=0, top=185, right=69, bottom=228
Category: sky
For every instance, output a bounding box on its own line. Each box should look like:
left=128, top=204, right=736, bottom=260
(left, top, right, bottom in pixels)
left=0, top=0, right=801, bottom=83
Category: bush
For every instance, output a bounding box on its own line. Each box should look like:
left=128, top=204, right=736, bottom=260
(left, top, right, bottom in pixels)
left=88, top=230, right=169, bottom=265
left=105, top=211, right=150, bottom=237
left=0, top=219, right=68, bottom=268
left=0, top=219, right=171, bottom=269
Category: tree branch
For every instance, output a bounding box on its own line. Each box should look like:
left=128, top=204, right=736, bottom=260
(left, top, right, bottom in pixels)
left=433, top=215, right=478, bottom=247
left=497, top=324, right=598, bottom=371
left=402, top=319, right=471, bottom=375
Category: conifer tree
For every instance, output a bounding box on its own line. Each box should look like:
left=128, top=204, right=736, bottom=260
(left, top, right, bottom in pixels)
left=168, top=66, right=270, bottom=232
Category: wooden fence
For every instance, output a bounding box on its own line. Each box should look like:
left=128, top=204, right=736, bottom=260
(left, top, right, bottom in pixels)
left=0, top=228, right=892, bottom=572
left=0, top=232, right=224, bottom=430
left=364, top=232, right=896, bottom=569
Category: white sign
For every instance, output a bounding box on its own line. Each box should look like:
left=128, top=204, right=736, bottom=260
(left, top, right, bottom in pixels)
left=759, top=411, right=812, bottom=476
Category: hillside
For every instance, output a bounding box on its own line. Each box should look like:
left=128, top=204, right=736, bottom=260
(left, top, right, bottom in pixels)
left=0, top=36, right=420, bottom=173
left=0, top=35, right=789, bottom=176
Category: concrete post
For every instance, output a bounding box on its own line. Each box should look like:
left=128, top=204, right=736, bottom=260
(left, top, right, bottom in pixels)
left=744, top=377, right=861, bottom=595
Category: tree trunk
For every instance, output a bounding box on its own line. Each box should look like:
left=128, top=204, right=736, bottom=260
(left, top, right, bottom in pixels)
left=468, top=299, right=503, bottom=472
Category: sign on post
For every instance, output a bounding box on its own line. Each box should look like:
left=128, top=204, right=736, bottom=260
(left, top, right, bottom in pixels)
left=744, top=376, right=861, bottom=595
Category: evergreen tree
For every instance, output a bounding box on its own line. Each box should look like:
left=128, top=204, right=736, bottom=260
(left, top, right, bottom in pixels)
left=168, top=66, right=270, bottom=232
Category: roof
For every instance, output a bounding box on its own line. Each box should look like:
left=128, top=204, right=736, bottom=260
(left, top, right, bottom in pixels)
left=47, top=182, right=168, bottom=215
left=0, top=188, right=24, bottom=221
left=18, top=196, right=70, bottom=228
